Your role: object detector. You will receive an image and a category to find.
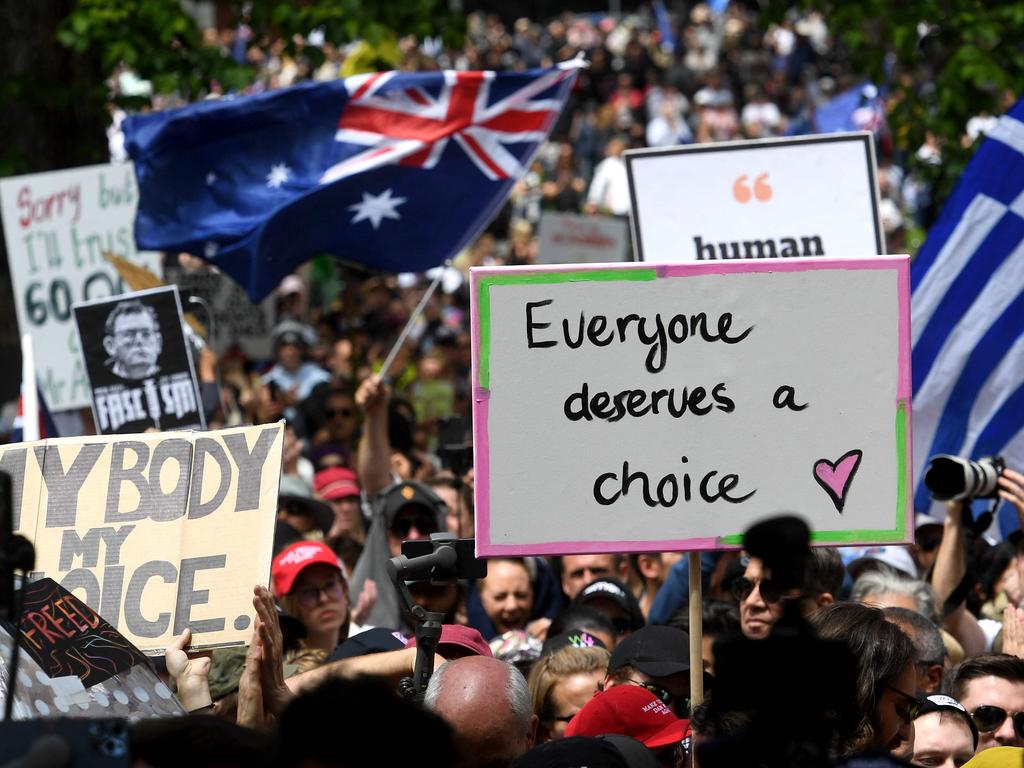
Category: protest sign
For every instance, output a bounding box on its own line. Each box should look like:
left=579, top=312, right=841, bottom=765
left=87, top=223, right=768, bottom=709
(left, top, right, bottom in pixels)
left=17, top=578, right=148, bottom=688
left=163, top=263, right=276, bottom=359
left=537, top=212, right=630, bottom=264
left=471, top=257, right=911, bottom=555
left=73, top=286, right=205, bottom=434
left=0, top=163, right=162, bottom=412
left=626, top=132, right=884, bottom=264
left=0, top=422, right=284, bottom=652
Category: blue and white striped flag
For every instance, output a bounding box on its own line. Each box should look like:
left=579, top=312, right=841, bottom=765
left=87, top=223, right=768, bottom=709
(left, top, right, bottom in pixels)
left=911, top=96, right=1024, bottom=535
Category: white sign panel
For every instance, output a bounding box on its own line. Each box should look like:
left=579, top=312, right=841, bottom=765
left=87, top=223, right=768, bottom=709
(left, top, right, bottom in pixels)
left=0, top=163, right=162, bottom=412
left=537, top=212, right=629, bottom=264
left=471, top=258, right=911, bottom=555
left=626, top=132, right=884, bottom=264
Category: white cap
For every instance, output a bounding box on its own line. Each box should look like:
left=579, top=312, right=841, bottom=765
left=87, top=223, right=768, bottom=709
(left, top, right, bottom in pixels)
left=845, top=545, right=918, bottom=579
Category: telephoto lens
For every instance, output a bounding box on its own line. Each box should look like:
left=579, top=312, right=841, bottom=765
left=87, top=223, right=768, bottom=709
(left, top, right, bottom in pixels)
left=923, top=454, right=1005, bottom=501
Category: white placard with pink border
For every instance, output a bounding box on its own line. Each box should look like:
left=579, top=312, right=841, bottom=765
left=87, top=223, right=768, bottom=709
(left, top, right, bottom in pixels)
left=470, top=257, right=911, bottom=556
left=626, top=132, right=884, bottom=264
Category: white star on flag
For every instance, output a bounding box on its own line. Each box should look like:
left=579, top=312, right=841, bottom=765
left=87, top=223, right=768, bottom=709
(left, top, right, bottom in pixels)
left=348, top=189, right=407, bottom=230
left=265, top=163, right=290, bottom=189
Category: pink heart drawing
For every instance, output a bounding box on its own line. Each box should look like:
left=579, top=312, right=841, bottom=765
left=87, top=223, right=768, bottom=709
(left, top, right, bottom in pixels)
left=813, top=449, right=863, bottom=513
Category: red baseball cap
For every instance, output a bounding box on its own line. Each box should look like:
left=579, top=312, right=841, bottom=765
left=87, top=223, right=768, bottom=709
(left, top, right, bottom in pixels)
left=271, top=541, right=342, bottom=596
left=565, top=685, right=691, bottom=750
left=314, top=467, right=361, bottom=501
left=405, top=624, right=494, bottom=659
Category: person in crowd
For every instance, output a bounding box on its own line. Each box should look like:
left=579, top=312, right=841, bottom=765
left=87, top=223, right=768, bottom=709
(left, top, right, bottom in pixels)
left=258, top=320, right=331, bottom=432
left=585, top=136, right=630, bottom=217
left=809, top=602, right=921, bottom=757
left=736, top=547, right=844, bottom=639
left=313, top=466, right=365, bottom=571
left=528, top=646, right=611, bottom=742
left=271, top=541, right=352, bottom=656
left=884, top=606, right=947, bottom=694
left=853, top=569, right=938, bottom=617
left=572, top=577, right=646, bottom=639
left=603, top=625, right=693, bottom=718
left=559, top=554, right=629, bottom=601
left=565, top=685, right=691, bottom=767
left=424, top=656, right=538, bottom=768
left=668, top=599, right=741, bottom=676
left=629, top=553, right=683, bottom=620
left=548, top=605, right=620, bottom=651
left=276, top=677, right=457, bottom=768
left=909, top=694, right=979, bottom=768
left=950, top=654, right=1024, bottom=751
left=477, top=558, right=537, bottom=639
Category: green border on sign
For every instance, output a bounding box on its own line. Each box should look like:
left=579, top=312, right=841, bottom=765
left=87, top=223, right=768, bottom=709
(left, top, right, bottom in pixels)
left=476, top=268, right=658, bottom=389
left=719, top=400, right=911, bottom=546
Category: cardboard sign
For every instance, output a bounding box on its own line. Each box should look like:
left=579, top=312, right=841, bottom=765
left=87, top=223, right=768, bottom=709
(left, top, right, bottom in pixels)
left=17, top=578, right=148, bottom=688
left=471, top=258, right=911, bottom=555
left=0, top=163, right=163, bottom=412
left=537, top=212, right=630, bottom=264
left=73, top=286, right=206, bottom=434
left=0, top=422, right=284, bottom=652
left=163, top=263, right=276, bottom=360
left=626, top=132, right=884, bottom=264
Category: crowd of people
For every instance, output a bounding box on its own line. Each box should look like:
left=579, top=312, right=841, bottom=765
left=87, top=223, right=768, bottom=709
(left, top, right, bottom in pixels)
left=4, top=3, right=1023, bottom=768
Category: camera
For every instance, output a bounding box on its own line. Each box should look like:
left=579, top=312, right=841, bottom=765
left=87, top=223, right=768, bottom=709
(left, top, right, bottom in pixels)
left=923, top=454, right=1005, bottom=502
left=392, top=533, right=486, bottom=584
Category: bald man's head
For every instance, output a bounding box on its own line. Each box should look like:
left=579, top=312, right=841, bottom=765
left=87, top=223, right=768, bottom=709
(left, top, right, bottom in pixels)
left=425, top=656, right=537, bottom=768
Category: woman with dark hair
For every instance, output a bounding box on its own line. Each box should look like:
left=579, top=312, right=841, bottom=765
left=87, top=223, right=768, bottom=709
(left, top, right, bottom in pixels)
left=810, top=602, right=920, bottom=757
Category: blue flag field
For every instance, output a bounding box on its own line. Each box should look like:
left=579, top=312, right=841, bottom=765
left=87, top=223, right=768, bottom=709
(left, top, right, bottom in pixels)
left=124, top=63, right=581, bottom=301
left=911, top=96, right=1024, bottom=533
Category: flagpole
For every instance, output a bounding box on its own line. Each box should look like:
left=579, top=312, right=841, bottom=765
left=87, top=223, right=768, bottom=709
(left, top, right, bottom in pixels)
left=20, top=334, right=39, bottom=442
left=378, top=262, right=450, bottom=382
left=688, top=551, right=704, bottom=708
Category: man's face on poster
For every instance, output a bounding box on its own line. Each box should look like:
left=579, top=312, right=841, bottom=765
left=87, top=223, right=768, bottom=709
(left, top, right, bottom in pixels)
left=104, top=308, right=162, bottom=379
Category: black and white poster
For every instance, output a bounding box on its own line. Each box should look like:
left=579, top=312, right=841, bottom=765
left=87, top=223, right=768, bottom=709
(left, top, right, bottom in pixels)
left=73, top=286, right=205, bottom=434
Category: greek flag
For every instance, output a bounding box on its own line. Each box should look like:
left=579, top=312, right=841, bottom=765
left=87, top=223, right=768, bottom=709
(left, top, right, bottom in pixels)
left=911, top=95, right=1024, bottom=534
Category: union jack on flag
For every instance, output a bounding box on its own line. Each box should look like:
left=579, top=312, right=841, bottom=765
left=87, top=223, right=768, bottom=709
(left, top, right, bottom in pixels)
left=125, top=62, right=582, bottom=301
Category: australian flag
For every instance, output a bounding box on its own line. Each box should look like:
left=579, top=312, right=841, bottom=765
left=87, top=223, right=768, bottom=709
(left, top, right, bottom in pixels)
left=124, top=63, right=582, bottom=301
left=911, top=95, right=1024, bottom=535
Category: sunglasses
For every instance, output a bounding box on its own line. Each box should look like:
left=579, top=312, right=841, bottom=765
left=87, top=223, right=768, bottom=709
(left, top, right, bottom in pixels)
left=731, top=575, right=788, bottom=604
left=326, top=407, right=355, bottom=418
left=883, top=684, right=924, bottom=724
left=390, top=514, right=438, bottom=538
left=971, top=705, right=1024, bottom=738
left=294, top=575, right=346, bottom=608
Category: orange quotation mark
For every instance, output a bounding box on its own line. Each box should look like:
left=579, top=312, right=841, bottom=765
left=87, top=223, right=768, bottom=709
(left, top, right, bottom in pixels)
left=732, top=173, right=772, bottom=203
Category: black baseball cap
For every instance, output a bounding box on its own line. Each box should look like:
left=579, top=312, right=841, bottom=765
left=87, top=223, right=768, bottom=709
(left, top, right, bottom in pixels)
left=609, top=625, right=690, bottom=677
left=917, top=694, right=979, bottom=749
left=379, top=481, right=445, bottom=529
left=574, top=578, right=646, bottom=633
left=327, top=627, right=408, bottom=662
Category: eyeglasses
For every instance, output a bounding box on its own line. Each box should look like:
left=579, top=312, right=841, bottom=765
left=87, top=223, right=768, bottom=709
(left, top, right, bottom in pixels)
left=883, top=684, right=924, bottom=724
left=971, top=705, right=1024, bottom=738
left=731, top=575, right=789, bottom=604
left=294, top=575, right=345, bottom=608
left=114, top=329, right=157, bottom=342
left=390, top=514, right=438, bottom=538
left=326, top=407, right=355, bottom=418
